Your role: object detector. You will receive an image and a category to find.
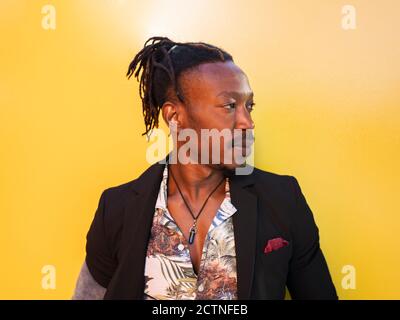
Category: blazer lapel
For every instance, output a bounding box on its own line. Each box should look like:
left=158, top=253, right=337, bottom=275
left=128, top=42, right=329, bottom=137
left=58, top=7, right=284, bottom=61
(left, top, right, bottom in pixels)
left=229, top=168, right=258, bottom=300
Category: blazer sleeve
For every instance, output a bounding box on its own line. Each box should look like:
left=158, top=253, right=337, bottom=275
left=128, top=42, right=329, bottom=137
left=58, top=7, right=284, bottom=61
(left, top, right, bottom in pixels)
left=286, top=176, right=338, bottom=300
left=85, top=189, right=117, bottom=288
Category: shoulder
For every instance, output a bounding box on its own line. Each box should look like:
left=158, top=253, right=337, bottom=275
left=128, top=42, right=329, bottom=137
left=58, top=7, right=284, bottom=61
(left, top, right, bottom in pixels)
left=101, top=179, right=138, bottom=206
left=97, top=161, right=162, bottom=219
left=100, top=160, right=162, bottom=203
left=251, top=166, right=300, bottom=201
left=249, top=167, right=313, bottom=235
left=252, top=166, right=295, bottom=185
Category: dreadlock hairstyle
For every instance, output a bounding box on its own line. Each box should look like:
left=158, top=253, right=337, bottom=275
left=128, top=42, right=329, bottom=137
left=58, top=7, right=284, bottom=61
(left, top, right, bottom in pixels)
left=126, top=36, right=234, bottom=139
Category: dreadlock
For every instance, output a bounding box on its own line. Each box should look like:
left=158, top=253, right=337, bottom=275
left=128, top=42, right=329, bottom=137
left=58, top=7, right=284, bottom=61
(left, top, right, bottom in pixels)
left=126, top=36, right=233, bottom=139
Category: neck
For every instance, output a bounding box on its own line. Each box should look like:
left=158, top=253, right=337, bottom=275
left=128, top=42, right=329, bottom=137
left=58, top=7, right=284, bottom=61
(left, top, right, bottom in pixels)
left=168, top=161, right=225, bottom=202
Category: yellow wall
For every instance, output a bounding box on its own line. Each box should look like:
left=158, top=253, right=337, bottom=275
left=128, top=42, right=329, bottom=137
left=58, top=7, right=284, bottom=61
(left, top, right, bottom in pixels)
left=1, top=0, right=399, bottom=299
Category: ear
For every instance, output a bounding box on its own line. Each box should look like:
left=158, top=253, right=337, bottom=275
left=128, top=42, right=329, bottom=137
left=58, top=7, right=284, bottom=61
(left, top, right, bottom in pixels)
left=161, top=101, right=180, bottom=127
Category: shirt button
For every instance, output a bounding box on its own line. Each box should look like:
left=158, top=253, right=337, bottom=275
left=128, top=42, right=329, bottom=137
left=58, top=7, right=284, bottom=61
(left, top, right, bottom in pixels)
left=198, top=284, right=204, bottom=292
left=177, top=243, right=184, bottom=251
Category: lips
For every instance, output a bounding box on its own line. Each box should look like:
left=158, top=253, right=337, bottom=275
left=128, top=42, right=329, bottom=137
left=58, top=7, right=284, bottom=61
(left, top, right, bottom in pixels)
left=232, top=133, right=255, bottom=148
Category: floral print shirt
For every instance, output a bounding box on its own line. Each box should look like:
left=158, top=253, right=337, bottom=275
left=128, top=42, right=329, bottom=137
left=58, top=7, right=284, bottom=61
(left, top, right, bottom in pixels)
left=143, top=163, right=238, bottom=300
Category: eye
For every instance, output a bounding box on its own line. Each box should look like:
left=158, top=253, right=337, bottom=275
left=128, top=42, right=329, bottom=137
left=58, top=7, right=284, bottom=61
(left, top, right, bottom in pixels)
left=246, top=102, right=256, bottom=112
left=222, top=102, right=256, bottom=112
left=223, top=102, right=236, bottom=110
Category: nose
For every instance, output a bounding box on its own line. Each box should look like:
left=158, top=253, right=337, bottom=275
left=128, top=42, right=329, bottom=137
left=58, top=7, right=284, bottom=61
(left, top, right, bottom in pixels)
left=235, top=105, right=255, bottom=130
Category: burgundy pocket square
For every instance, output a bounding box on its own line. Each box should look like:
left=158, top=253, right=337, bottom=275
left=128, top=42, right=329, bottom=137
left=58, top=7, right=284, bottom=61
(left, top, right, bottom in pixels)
left=264, top=237, right=289, bottom=254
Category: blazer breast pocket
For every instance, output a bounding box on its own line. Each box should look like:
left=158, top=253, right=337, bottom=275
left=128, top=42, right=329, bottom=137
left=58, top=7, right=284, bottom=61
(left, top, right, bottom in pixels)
left=260, top=240, right=292, bottom=268
left=256, top=240, right=292, bottom=290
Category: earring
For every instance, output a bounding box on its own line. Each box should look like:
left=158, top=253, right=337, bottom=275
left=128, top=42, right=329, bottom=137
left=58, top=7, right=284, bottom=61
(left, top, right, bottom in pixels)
left=168, top=120, right=177, bottom=137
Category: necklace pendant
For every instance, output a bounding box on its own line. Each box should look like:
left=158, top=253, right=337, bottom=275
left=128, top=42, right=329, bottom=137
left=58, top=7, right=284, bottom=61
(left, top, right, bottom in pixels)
left=188, top=225, right=197, bottom=244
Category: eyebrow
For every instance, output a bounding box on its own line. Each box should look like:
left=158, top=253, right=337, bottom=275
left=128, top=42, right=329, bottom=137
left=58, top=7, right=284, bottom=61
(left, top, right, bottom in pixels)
left=216, top=90, right=254, bottom=100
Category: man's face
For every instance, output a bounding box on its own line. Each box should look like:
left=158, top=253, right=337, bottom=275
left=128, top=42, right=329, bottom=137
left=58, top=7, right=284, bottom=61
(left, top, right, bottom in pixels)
left=175, top=61, right=255, bottom=170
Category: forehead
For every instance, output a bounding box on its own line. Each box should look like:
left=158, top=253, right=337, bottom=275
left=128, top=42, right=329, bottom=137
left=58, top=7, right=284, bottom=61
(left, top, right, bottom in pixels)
left=181, top=61, right=252, bottom=101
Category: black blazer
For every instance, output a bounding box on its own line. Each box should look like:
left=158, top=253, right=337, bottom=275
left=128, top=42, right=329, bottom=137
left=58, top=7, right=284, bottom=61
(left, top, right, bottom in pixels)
left=85, top=154, right=338, bottom=300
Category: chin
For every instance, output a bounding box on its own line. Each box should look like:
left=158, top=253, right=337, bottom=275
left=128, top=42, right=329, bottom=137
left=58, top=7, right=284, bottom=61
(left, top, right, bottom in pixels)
left=200, top=145, right=252, bottom=171
left=220, top=149, right=252, bottom=171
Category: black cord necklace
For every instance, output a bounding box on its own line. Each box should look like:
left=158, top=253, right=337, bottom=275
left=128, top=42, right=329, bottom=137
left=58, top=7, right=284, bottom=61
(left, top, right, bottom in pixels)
left=168, top=164, right=225, bottom=245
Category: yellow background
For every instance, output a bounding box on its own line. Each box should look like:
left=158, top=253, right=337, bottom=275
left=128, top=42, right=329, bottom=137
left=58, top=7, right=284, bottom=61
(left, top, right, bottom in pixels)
left=1, top=0, right=399, bottom=299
